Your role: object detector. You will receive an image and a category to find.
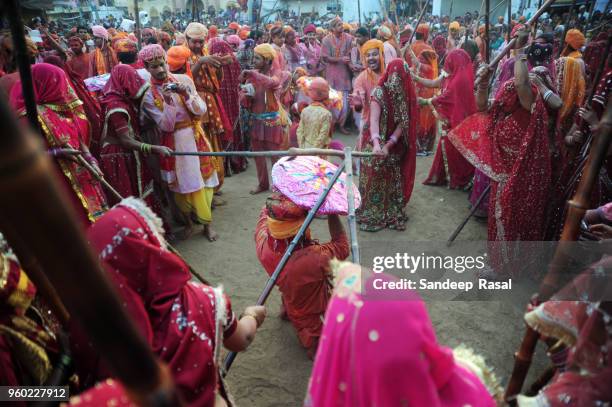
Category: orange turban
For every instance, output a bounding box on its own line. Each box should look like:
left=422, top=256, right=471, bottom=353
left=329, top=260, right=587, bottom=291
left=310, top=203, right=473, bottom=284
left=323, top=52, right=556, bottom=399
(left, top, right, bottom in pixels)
left=565, top=29, right=585, bottom=50
left=416, top=23, right=429, bottom=41
left=307, top=77, right=330, bottom=102
left=166, top=45, right=192, bottom=77
left=239, top=29, right=249, bottom=40
left=229, top=22, right=240, bottom=31
left=114, top=38, right=137, bottom=53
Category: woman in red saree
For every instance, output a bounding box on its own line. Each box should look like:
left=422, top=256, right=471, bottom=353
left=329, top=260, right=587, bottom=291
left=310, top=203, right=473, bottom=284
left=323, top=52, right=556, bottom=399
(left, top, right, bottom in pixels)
left=99, top=64, right=170, bottom=208
left=76, top=198, right=266, bottom=406
left=9, top=63, right=107, bottom=227
left=449, top=55, right=551, bottom=248
left=43, top=55, right=104, bottom=158
left=209, top=38, right=247, bottom=174
left=356, top=59, right=418, bottom=232
left=417, top=49, right=475, bottom=189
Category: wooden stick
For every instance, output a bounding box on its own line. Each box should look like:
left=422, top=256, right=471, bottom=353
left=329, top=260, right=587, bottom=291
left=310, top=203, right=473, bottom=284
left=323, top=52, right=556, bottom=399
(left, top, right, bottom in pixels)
left=408, top=0, right=432, bottom=45
left=134, top=0, right=141, bottom=49
left=504, top=102, right=612, bottom=402
left=171, top=148, right=375, bottom=158
left=5, top=0, right=38, bottom=131
left=447, top=184, right=490, bottom=247
left=485, top=0, right=490, bottom=63
left=222, top=162, right=347, bottom=375
left=0, top=100, right=177, bottom=405
left=343, top=147, right=360, bottom=264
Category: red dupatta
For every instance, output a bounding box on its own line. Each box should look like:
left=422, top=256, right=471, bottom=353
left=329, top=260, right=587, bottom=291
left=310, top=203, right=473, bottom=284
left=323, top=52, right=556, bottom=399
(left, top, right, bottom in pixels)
left=368, top=59, right=418, bottom=204
left=85, top=198, right=236, bottom=406
left=432, top=49, right=476, bottom=128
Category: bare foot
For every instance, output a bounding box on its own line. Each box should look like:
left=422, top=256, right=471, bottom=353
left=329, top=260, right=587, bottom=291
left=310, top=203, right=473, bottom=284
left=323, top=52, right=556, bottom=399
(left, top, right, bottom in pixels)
left=203, top=225, right=218, bottom=242
left=250, top=186, right=268, bottom=195
left=339, top=127, right=351, bottom=135
left=214, top=190, right=223, bottom=196
left=181, top=224, right=195, bottom=240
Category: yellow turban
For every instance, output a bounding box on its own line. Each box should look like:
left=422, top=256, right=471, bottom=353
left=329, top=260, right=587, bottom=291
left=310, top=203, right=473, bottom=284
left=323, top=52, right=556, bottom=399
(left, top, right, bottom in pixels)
left=185, top=22, right=208, bottom=40
left=565, top=29, right=585, bottom=50
left=449, top=21, right=461, bottom=31
left=254, top=43, right=276, bottom=61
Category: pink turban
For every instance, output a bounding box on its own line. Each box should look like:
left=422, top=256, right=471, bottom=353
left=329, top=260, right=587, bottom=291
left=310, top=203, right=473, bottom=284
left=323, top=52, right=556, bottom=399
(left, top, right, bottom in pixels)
left=138, top=44, right=165, bottom=63
left=92, top=25, right=109, bottom=39
left=304, top=24, right=316, bottom=35
left=226, top=34, right=241, bottom=47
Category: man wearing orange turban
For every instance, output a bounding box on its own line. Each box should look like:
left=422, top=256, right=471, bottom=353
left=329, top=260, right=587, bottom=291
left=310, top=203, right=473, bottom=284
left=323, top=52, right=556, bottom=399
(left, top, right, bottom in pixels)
left=297, top=77, right=333, bottom=149
left=166, top=45, right=192, bottom=78
left=228, top=22, right=240, bottom=34
left=562, top=29, right=586, bottom=58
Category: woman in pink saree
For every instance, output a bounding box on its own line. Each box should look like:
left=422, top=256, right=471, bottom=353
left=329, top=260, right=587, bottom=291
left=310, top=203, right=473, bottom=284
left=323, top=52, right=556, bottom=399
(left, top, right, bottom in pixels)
left=419, top=49, right=475, bottom=189
left=10, top=63, right=107, bottom=226
left=305, top=262, right=499, bottom=407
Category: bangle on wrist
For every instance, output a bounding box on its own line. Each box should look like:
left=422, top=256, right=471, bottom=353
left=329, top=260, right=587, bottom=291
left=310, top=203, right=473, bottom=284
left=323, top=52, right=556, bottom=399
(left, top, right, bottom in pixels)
left=243, top=313, right=260, bottom=328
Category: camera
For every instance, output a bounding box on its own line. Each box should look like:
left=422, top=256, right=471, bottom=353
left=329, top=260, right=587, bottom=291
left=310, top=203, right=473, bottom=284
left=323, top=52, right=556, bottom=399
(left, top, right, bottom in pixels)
left=165, top=83, right=179, bottom=91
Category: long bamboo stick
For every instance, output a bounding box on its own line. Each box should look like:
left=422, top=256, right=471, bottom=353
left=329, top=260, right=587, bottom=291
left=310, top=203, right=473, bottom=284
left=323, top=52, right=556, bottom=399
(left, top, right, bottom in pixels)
left=222, top=162, right=347, bottom=375
left=343, top=147, right=360, bottom=264
left=171, top=148, right=375, bottom=158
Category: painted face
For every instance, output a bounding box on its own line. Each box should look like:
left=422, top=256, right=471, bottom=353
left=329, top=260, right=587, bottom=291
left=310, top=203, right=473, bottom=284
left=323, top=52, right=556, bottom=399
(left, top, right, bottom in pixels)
left=146, top=58, right=168, bottom=81
left=253, top=53, right=266, bottom=70
left=285, top=31, right=296, bottom=46
left=69, top=38, right=82, bottom=54
left=306, top=32, right=316, bottom=42
left=188, top=37, right=205, bottom=55
left=366, top=48, right=380, bottom=71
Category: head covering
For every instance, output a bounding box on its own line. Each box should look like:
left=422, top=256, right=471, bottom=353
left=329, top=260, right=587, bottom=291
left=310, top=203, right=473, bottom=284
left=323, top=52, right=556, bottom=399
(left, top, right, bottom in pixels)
left=226, top=34, right=241, bottom=48
left=265, top=193, right=308, bottom=239
left=329, top=16, right=342, bottom=30
left=304, top=24, right=316, bottom=35
left=449, top=21, right=460, bottom=31
left=100, top=64, right=148, bottom=117
left=416, top=23, right=430, bottom=41
left=158, top=31, right=171, bottom=44
left=128, top=33, right=138, bottom=43
left=229, top=22, right=240, bottom=31
left=306, top=262, right=498, bottom=406
left=478, top=24, right=486, bottom=35
left=565, top=29, right=586, bottom=50
left=91, top=25, right=108, bottom=39
left=378, top=25, right=393, bottom=40
left=10, top=63, right=72, bottom=111
left=435, top=49, right=477, bottom=128
left=86, top=198, right=232, bottom=406
left=307, top=77, right=329, bottom=102
left=68, top=35, right=83, bottom=46
left=114, top=38, right=137, bottom=53
left=174, top=32, right=186, bottom=45
left=185, top=22, right=208, bottom=40
left=399, top=24, right=414, bottom=46
left=361, top=39, right=386, bottom=77
left=316, top=27, right=326, bottom=36
left=166, top=45, right=192, bottom=76
left=342, top=22, right=352, bottom=32
left=141, top=28, right=157, bottom=41
left=138, top=44, right=165, bottom=64
left=254, top=43, right=276, bottom=61
left=208, top=25, right=218, bottom=39
left=238, top=29, right=249, bottom=40
left=511, top=23, right=526, bottom=38
left=433, top=34, right=448, bottom=61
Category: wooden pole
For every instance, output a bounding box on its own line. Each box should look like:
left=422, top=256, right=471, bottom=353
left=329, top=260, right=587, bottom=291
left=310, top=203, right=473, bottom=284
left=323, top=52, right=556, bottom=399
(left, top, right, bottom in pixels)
left=222, top=162, right=347, bottom=375
left=401, top=0, right=431, bottom=57
left=5, top=0, right=38, bottom=131
left=485, top=0, right=491, bottom=62
left=343, top=148, right=360, bottom=264
left=507, top=0, right=512, bottom=38
left=504, top=102, right=612, bottom=402
left=358, top=0, right=362, bottom=24
left=134, top=0, right=141, bottom=48
left=446, top=184, right=490, bottom=246
left=171, top=148, right=375, bottom=158
left=0, top=100, right=177, bottom=405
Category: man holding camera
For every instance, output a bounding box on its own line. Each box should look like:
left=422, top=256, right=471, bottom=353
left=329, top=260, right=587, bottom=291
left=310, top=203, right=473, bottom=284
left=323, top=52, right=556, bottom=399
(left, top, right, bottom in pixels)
left=139, top=44, right=220, bottom=241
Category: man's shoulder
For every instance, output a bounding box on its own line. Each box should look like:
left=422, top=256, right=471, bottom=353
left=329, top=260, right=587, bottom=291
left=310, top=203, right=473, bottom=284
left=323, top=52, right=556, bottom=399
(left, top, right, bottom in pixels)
left=173, top=73, right=196, bottom=86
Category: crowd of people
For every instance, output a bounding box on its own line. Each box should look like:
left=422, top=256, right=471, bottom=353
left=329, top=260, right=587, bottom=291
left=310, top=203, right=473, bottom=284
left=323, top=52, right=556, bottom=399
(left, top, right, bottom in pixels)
left=0, top=6, right=611, bottom=406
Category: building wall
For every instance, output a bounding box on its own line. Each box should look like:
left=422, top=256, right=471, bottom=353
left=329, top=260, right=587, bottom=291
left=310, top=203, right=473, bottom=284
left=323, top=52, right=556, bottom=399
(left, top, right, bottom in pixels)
left=253, top=0, right=379, bottom=23
left=434, top=0, right=515, bottom=20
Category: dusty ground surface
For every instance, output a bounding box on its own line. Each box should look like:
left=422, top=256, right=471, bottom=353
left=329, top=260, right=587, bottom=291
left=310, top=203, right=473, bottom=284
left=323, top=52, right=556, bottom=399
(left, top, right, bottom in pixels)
left=175, top=132, right=547, bottom=406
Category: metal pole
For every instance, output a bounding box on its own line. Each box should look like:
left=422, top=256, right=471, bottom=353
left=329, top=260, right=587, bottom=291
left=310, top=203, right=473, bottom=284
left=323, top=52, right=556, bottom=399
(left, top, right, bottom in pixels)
left=5, top=0, right=39, bottom=131
left=358, top=0, right=362, bottom=24
left=343, top=147, right=360, bottom=264
left=222, top=162, right=347, bottom=375
left=171, top=148, right=375, bottom=157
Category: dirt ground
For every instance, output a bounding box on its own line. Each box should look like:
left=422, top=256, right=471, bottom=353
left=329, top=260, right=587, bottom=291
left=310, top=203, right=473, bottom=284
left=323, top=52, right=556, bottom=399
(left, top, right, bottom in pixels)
left=175, top=132, right=547, bottom=406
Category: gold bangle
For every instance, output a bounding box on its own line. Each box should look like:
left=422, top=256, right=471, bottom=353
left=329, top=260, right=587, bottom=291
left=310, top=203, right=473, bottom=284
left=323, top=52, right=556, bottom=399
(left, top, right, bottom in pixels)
left=242, top=313, right=260, bottom=328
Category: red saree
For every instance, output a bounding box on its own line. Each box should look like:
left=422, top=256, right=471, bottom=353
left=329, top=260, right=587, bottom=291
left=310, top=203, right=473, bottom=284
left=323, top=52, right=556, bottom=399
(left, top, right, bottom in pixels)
left=406, top=47, right=438, bottom=153
left=424, top=49, right=475, bottom=189
left=448, top=80, right=551, bottom=242
left=9, top=63, right=107, bottom=226
left=80, top=198, right=237, bottom=405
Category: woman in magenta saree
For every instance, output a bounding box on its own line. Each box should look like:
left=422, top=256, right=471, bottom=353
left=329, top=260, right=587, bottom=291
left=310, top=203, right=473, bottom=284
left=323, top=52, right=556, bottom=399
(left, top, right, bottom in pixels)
left=356, top=59, right=417, bottom=232
left=10, top=63, right=107, bottom=226
left=422, top=49, right=475, bottom=189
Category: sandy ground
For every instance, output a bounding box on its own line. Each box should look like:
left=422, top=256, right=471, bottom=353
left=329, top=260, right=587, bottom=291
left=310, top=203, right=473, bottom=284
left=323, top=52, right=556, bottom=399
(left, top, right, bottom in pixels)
left=175, top=132, right=548, bottom=406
